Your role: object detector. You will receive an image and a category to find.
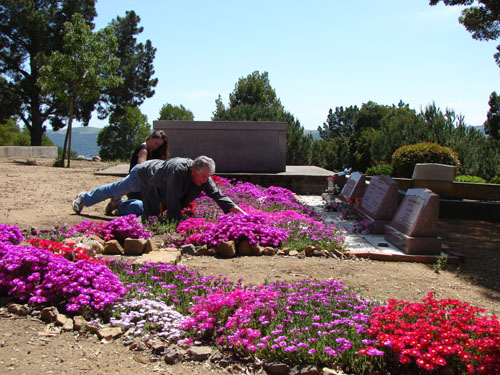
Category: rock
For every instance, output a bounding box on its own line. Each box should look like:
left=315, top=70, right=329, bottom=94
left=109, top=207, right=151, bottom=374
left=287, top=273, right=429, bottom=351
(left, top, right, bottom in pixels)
left=180, top=244, right=195, bottom=256
left=144, top=238, right=158, bottom=253
left=301, top=365, right=321, bottom=375
left=56, top=313, right=74, bottom=331
left=138, top=251, right=180, bottom=264
left=281, top=247, right=291, bottom=255
left=103, top=240, right=124, bottom=255
left=164, top=347, right=184, bottom=364
left=262, top=247, right=276, bottom=256
left=251, top=245, right=263, bottom=256
left=207, top=247, right=217, bottom=256
left=209, top=350, right=224, bottom=363
left=97, top=326, right=122, bottom=340
left=321, top=250, right=331, bottom=257
left=276, top=250, right=286, bottom=256
left=312, top=250, right=323, bottom=257
left=304, top=245, right=315, bottom=257
left=41, top=306, right=59, bottom=322
left=263, top=362, right=290, bottom=375
left=194, top=245, right=208, bottom=256
left=88, top=234, right=105, bottom=245
left=216, top=241, right=236, bottom=258
left=84, top=323, right=100, bottom=334
left=187, top=346, right=212, bottom=361
left=323, top=367, right=348, bottom=375
left=237, top=240, right=252, bottom=256
left=7, top=303, right=29, bottom=316
left=73, top=315, right=87, bottom=331
left=30, top=227, right=38, bottom=236
left=124, top=238, right=147, bottom=255
left=289, top=250, right=299, bottom=257
left=151, top=342, right=166, bottom=355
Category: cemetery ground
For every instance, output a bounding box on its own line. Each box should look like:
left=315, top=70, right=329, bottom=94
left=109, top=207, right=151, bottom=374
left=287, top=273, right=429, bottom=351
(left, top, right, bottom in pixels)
left=0, top=157, right=500, bottom=374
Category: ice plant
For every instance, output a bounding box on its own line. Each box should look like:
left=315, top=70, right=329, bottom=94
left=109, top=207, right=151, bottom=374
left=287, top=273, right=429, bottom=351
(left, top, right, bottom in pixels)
left=26, top=238, right=104, bottom=263
left=181, top=279, right=377, bottom=371
left=0, top=238, right=126, bottom=316
left=0, top=224, right=24, bottom=245
left=360, top=293, right=500, bottom=374
left=110, top=298, right=185, bottom=341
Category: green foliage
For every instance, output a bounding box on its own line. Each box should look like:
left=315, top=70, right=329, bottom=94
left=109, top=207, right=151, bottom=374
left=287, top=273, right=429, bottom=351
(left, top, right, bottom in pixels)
left=158, top=103, right=194, bottom=121
left=228, top=71, right=281, bottom=109
left=392, top=142, right=460, bottom=178
left=38, top=13, right=122, bottom=167
left=484, top=91, right=500, bottom=140
left=0, top=0, right=97, bottom=145
left=97, top=10, right=158, bottom=119
left=318, top=106, right=359, bottom=140
left=0, top=120, right=53, bottom=146
left=454, top=175, right=486, bottom=183
left=212, top=71, right=312, bottom=165
left=429, top=0, right=500, bottom=68
left=97, top=106, right=151, bottom=161
left=489, top=176, right=500, bottom=184
left=365, top=164, right=393, bottom=176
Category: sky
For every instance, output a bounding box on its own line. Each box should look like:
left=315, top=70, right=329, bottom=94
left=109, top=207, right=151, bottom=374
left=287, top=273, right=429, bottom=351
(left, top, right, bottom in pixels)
left=84, top=0, right=500, bottom=130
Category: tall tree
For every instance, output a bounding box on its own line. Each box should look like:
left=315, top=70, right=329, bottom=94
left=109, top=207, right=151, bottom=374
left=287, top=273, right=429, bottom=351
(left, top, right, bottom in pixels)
left=97, top=106, right=151, bottom=161
left=158, top=103, right=194, bottom=120
left=318, top=106, right=359, bottom=140
left=228, top=71, right=282, bottom=109
left=429, top=0, right=500, bottom=67
left=37, top=13, right=121, bottom=167
left=0, top=0, right=97, bottom=146
left=484, top=91, right=500, bottom=140
left=97, top=10, right=157, bottom=119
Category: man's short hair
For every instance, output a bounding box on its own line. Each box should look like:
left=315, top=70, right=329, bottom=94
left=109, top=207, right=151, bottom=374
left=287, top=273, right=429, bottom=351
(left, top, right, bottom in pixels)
left=193, top=155, right=216, bottom=174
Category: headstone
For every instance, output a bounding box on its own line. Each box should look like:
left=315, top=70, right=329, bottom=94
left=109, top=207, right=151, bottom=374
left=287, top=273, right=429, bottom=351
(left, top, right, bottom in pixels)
left=356, top=175, right=399, bottom=234
left=412, top=163, right=455, bottom=181
left=384, top=188, right=441, bottom=255
left=339, top=172, right=366, bottom=202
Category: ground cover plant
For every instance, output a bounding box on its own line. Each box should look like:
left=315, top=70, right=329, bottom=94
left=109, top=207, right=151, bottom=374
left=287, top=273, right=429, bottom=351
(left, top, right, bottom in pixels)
left=1, top=178, right=500, bottom=374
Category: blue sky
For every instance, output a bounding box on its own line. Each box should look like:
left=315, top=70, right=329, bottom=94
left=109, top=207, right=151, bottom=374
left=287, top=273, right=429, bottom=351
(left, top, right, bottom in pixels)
left=87, top=0, right=500, bottom=130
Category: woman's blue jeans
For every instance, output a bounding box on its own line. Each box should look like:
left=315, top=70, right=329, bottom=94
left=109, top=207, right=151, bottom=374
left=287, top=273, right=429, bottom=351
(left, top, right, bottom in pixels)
left=82, top=165, right=144, bottom=216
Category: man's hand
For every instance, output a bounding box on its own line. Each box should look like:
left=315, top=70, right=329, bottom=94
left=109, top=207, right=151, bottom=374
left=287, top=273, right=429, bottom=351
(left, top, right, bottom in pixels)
left=230, top=205, right=247, bottom=215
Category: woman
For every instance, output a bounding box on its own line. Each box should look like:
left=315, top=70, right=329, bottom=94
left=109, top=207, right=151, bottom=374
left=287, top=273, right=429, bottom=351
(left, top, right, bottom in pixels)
left=105, top=130, right=169, bottom=215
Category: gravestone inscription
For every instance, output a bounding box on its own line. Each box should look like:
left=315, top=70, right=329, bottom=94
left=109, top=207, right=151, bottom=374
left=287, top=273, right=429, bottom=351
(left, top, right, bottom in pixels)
left=384, top=188, right=441, bottom=255
left=356, top=175, right=398, bottom=234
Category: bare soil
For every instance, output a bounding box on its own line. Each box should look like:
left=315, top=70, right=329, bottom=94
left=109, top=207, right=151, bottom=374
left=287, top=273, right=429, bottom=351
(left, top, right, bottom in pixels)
left=1, top=157, right=500, bottom=374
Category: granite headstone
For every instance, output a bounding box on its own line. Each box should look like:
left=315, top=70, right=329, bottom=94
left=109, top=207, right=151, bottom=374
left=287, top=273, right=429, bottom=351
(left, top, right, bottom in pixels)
left=384, top=188, right=441, bottom=255
left=339, top=172, right=366, bottom=202
left=356, top=175, right=399, bottom=234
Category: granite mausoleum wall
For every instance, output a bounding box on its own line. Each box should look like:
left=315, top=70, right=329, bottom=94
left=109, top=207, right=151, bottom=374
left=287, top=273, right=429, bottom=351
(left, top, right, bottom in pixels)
left=153, top=121, right=287, bottom=173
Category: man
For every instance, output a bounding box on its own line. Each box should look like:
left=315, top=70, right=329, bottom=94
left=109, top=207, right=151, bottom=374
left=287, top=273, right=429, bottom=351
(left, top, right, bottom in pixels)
left=72, top=155, right=246, bottom=221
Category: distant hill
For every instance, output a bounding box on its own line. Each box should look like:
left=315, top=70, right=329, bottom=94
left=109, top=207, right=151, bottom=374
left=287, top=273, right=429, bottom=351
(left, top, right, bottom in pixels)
left=46, top=126, right=101, bottom=158
left=304, top=129, right=321, bottom=140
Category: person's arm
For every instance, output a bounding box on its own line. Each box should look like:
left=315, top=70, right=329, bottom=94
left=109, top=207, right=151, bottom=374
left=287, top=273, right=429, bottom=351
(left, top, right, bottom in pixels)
left=136, top=147, right=148, bottom=164
left=229, top=205, right=247, bottom=215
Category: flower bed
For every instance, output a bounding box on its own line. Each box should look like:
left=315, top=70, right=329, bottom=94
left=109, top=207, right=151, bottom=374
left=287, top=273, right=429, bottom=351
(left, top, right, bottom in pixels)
left=1, top=178, right=500, bottom=373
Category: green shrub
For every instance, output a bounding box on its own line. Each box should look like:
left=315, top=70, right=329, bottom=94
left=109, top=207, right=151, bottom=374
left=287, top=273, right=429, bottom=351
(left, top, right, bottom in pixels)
left=454, top=175, right=486, bottom=183
left=391, top=142, right=460, bottom=178
left=489, top=176, right=500, bottom=184
left=365, top=164, right=393, bottom=176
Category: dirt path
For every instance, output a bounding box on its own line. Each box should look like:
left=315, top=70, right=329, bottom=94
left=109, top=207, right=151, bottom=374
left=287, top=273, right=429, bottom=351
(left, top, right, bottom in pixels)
left=1, top=157, right=500, bottom=373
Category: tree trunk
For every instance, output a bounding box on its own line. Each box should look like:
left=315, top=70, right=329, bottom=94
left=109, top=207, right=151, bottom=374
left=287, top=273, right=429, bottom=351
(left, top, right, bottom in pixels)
left=29, top=91, right=43, bottom=146
left=66, top=97, right=74, bottom=168
left=61, top=124, right=69, bottom=166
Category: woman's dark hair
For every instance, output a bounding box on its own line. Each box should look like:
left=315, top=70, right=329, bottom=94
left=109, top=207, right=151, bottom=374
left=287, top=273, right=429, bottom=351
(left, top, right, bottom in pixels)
left=149, top=130, right=170, bottom=160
